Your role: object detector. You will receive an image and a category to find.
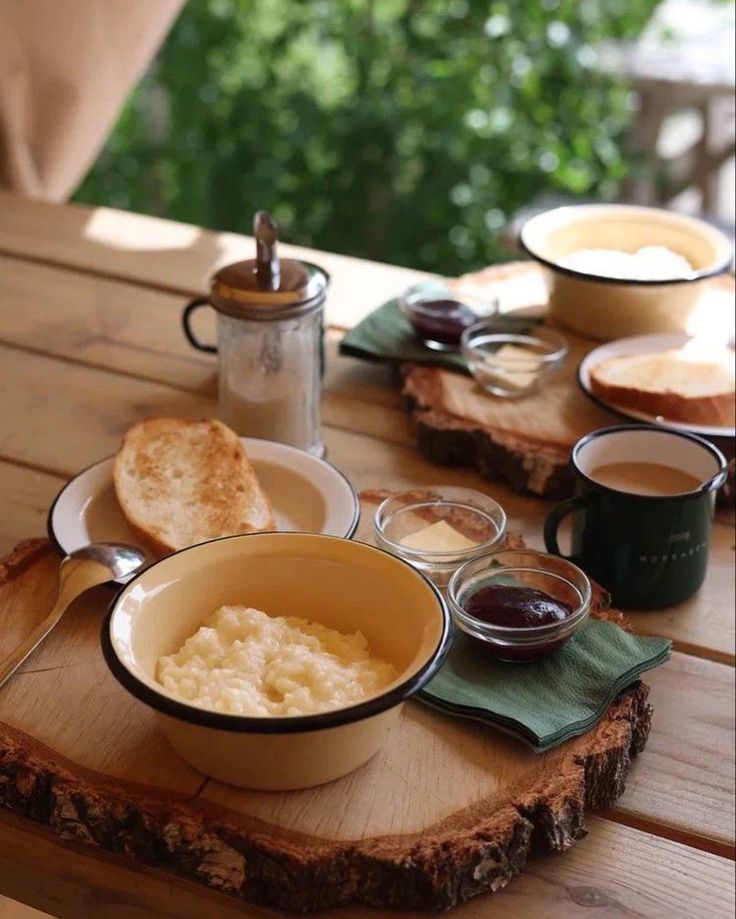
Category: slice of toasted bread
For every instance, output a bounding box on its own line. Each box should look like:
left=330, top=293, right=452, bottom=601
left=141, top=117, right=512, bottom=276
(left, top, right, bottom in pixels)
left=589, top=348, right=735, bottom=427
left=114, top=418, right=275, bottom=554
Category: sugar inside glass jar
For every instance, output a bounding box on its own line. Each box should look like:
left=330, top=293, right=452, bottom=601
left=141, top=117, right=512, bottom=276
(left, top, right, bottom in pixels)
left=374, top=487, right=507, bottom=588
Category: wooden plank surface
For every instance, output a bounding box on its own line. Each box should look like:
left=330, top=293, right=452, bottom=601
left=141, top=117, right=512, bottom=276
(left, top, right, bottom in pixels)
left=0, top=318, right=732, bottom=646
left=0, top=807, right=733, bottom=919
left=610, top=651, right=735, bottom=854
left=0, top=897, right=47, bottom=919
left=0, top=192, right=733, bottom=916
left=0, top=346, right=732, bottom=849
left=0, top=264, right=732, bottom=663
left=0, top=463, right=65, bottom=557
left=0, top=338, right=731, bottom=665
left=0, top=256, right=410, bottom=444
left=0, top=254, right=216, bottom=393
left=0, top=191, right=431, bottom=329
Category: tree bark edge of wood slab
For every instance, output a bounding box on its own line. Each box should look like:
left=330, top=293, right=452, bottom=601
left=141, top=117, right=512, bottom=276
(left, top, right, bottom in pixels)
left=402, top=367, right=575, bottom=501
left=401, top=362, right=735, bottom=508
left=0, top=541, right=652, bottom=913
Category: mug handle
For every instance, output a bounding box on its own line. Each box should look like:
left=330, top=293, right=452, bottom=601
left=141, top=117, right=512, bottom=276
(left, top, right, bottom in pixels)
left=544, top=495, right=588, bottom=558
left=182, top=297, right=217, bottom=353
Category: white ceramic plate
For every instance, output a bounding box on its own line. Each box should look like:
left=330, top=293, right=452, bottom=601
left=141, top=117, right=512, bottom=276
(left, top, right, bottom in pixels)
left=578, top=332, right=735, bottom=438
left=48, top=438, right=360, bottom=578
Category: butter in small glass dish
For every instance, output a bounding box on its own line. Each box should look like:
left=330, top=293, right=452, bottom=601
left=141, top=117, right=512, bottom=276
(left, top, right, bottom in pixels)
left=448, top=549, right=591, bottom=662
left=374, top=487, right=507, bottom=589
left=461, top=317, right=568, bottom=398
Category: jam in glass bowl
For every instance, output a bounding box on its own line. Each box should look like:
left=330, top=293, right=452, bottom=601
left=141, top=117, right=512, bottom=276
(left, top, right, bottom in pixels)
left=448, top=549, right=591, bottom=662
left=399, top=284, right=496, bottom=351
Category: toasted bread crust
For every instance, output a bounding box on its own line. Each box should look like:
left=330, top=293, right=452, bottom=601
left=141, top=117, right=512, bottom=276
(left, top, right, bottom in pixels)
left=589, top=374, right=735, bottom=426
left=590, top=351, right=735, bottom=427
left=114, top=418, right=275, bottom=553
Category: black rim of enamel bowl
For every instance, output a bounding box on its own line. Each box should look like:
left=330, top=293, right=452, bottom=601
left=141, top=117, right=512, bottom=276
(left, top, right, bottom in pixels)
left=519, top=207, right=734, bottom=287
left=100, top=532, right=452, bottom=734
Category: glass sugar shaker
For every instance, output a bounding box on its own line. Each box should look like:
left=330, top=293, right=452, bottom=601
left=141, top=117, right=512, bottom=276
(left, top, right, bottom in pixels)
left=182, top=211, right=329, bottom=456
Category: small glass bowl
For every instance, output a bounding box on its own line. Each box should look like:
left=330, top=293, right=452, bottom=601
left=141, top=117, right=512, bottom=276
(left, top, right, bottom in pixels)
left=374, top=487, right=507, bottom=589
left=399, top=283, right=497, bottom=351
left=448, top=549, right=591, bottom=662
left=461, top=318, right=568, bottom=398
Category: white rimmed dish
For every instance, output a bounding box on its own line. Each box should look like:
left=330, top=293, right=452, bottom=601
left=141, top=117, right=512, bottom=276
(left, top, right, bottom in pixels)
left=578, top=332, right=736, bottom=438
left=101, top=532, right=451, bottom=790
left=48, top=438, right=360, bottom=579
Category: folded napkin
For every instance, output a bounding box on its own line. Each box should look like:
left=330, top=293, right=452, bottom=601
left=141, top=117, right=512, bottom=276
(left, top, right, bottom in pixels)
left=339, top=299, right=467, bottom=371
left=339, top=298, right=544, bottom=372
left=418, top=619, right=671, bottom=752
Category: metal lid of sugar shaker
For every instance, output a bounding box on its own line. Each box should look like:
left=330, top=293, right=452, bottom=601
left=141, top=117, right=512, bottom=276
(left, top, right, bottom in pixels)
left=209, top=211, right=329, bottom=321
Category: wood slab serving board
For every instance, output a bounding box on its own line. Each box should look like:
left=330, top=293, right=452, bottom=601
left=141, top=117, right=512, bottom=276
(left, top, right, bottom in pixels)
left=402, top=265, right=735, bottom=500
left=0, top=539, right=653, bottom=913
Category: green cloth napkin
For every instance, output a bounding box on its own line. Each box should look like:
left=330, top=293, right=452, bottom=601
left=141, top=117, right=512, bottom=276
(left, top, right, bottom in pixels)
left=418, top=619, right=671, bottom=752
left=339, top=299, right=468, bottom=371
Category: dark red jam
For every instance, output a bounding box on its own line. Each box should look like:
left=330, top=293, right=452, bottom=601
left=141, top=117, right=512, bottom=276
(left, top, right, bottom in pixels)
left=463, top=585, right=574, bottom=662
left=465, top=585, right=572, bottom=628
left=406, top=299, right=476, bottom=347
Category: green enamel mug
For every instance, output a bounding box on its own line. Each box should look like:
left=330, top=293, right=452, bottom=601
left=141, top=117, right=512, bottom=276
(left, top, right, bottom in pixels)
left=544, top=425, right=727, bottom=609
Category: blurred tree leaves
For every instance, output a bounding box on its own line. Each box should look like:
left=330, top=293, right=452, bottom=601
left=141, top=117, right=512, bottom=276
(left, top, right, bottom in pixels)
left=74, top=0, right=659, bottom=274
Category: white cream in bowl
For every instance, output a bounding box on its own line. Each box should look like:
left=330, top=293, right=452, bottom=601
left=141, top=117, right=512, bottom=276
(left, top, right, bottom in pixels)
left=559, top=246, right=694, bottom=281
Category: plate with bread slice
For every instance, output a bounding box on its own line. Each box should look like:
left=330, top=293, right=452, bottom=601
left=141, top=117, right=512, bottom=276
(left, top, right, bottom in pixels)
left=48, top=418, right=360, bottom=580
left=578, top=332, right=735, bottom=437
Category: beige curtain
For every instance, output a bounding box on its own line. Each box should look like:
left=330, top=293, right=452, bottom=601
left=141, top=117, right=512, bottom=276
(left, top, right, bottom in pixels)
left=0, top=0, right=184, bottom=201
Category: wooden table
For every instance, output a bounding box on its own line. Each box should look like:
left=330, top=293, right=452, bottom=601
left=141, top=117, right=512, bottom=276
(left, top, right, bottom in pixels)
left=0, top=190, right=733, bottom=918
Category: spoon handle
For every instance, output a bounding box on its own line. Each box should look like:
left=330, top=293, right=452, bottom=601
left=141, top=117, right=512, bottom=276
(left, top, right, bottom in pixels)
left=0, top=557, right=111, bottom=689
left=0, top=596, right=70, bottom=689
left=254, top=210, right=281, bottom=291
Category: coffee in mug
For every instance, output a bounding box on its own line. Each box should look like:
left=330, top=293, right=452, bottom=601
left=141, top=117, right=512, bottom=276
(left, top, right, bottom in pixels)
left=544, top=425, right=727, bottom=609
left=589, top=462, right=701, bottom=497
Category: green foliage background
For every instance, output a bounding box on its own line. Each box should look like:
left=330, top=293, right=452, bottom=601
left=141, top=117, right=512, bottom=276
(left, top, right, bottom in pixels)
left=74, top=0, right=659, bottom=274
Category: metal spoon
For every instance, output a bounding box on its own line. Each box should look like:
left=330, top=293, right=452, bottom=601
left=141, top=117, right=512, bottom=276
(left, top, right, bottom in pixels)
left=0, top=542, right=145, bottom=689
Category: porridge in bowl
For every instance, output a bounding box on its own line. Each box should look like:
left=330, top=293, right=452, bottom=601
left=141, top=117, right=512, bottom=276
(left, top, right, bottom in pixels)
left=157, top=605, right=397, bottom=717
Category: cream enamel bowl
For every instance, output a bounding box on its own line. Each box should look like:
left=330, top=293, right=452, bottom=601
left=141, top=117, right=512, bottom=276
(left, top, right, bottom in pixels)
left=520, top=204, right=733, bottom=341
left=101, top=532, right=450, bottom=790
